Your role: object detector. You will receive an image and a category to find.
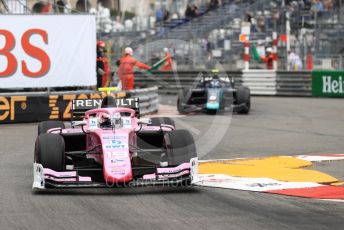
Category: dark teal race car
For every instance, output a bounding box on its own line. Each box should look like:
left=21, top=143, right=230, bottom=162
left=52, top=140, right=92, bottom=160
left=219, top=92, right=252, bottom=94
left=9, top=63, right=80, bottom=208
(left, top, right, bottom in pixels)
left=177, top=71, right=250, bottom=114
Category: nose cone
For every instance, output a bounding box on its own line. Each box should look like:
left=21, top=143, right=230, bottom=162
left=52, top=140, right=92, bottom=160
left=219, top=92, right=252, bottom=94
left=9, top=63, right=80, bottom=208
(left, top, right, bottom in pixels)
left=103, top=151, right=133, bottom=184
left=100, top=132, right=133, bottom=185
left=206, top=102, right=220, bottom=110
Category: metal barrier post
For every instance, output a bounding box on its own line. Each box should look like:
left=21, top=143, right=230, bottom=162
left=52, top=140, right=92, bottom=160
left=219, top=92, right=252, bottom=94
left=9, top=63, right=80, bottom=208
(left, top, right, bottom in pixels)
left=272, top=31, right=278, bottom=70
left=244, top=39, right=250, bottom=70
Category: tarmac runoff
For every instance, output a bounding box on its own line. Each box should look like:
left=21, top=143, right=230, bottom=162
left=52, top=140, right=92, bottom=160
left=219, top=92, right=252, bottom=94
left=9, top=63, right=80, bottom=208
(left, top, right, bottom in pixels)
left=197, top=154, right=344, bottom=200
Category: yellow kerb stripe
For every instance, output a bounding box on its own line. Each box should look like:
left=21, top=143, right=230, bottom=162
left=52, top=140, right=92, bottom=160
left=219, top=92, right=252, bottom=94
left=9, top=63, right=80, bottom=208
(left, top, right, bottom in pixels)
left=199, top=156, right=338, bottom=184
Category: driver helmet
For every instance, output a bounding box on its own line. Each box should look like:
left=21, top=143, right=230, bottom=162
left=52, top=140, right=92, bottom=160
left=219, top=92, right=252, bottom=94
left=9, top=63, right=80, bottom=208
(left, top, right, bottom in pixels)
left=210, top=80, right=221, bottom=87
left=98, top=113, right=111, bottom=127
left=210, top=75, right=221, bottom=87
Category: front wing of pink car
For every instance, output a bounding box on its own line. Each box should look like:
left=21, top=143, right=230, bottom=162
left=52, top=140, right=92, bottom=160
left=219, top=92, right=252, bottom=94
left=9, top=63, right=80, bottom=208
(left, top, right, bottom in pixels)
left=32, top=157, right=198, bottom=189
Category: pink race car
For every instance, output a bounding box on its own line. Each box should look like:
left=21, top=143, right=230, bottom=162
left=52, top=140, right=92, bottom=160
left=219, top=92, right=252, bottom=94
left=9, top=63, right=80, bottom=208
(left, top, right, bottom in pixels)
left=33, top=97, right=198, bottom=189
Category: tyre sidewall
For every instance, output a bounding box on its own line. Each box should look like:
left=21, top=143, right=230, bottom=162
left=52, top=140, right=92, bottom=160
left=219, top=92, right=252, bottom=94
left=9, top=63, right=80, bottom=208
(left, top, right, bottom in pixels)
left=236, top=86, right=251, bottom=114
left=35, top=134, right=65, bottom=171
left=164, top=130, right=196, bottom=166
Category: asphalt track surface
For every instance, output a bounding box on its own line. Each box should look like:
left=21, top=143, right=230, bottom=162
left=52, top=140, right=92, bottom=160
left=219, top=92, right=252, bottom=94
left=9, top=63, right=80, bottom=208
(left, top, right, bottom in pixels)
left=0, top=96, right=343, bottom=230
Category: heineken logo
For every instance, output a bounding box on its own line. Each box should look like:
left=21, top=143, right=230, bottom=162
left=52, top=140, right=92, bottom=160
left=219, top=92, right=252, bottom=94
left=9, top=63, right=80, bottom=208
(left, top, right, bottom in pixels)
left=322, top=76, right=344, bottom=94
left=312, top=71, right=344, bottom=97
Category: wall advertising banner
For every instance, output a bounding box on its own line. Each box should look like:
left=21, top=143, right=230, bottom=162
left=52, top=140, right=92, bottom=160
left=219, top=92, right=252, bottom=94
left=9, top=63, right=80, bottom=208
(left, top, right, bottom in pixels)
left=0, top=91, right=126, bottom=124
left=312, top=70, right=344, bottom=97
left=0, top=15, right=96, bottom=88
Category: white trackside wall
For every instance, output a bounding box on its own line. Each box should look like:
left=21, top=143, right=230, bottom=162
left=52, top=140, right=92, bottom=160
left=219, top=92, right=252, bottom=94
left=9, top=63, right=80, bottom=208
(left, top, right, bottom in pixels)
left=242, top=70, right=277, bottom=95
left=0, top=15, right=96, bottom=88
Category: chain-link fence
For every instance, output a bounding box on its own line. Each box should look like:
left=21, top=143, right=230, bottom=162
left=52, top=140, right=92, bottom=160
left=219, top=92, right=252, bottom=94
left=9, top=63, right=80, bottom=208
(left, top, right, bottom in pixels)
left=0, top=0, right=29, bottom=13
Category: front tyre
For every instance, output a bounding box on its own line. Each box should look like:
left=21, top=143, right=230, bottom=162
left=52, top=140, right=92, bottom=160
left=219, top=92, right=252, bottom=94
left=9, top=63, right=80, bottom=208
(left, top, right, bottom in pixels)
left=38, top=121, right=65, bottom=135
left=236, top=86, right=251, bottom=114
left=34, top=134, right=65, bottom=171
left=164, top=130, right=197, bottom=166
left=150, top=117, right=175, bottom=128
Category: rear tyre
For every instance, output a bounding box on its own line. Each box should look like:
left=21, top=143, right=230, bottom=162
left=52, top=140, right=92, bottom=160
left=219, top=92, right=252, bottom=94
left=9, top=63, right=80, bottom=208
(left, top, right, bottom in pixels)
left=34, top=134, right=65, bottom=171
left=150, top=117, right=175, bottom=128
left=38, top=121, right=65, bottom=135
left=164, top=130, right=196, bottom=166
left=236, top=86, right=251, bottom=114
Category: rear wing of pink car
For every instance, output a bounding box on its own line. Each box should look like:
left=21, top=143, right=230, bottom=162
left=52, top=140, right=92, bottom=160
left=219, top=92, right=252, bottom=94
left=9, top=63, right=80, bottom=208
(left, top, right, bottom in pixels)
left=71, top=97, right=140, bottom=121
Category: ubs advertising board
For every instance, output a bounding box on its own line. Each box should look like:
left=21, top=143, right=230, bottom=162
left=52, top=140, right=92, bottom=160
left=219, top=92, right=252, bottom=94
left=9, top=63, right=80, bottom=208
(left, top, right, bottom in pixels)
left=0, top=15, right=96, bottom=88
left=312, top=70, right=344, bottom=97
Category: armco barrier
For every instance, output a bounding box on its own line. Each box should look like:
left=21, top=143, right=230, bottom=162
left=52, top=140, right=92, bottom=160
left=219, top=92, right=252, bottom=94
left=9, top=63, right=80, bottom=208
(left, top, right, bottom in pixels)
left=126, top=86, right=159, bottom=115
left=135, top=70, right=312, bottom=96
left=242, top=70, right=277, bottom=95
left=0, top=87, right=159, bottom=124
left=276, top=71, right=312, bottom=96
left=135, top=71, right=242, bottom=94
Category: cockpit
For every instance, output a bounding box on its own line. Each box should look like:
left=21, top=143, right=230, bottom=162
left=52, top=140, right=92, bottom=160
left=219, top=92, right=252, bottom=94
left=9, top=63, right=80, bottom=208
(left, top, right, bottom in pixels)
left=197, top=72, right=232, bottom=88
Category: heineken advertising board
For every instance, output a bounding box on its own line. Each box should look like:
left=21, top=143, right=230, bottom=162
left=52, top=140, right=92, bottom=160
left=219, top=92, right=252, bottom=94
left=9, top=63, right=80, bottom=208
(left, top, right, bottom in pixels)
left=312, top=70, right=344, bottom=97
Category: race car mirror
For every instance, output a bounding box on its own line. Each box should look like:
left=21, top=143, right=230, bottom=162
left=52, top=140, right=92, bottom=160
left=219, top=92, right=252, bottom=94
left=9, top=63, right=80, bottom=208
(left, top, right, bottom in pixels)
left=72, top=120, right=87, bottom=127
left=160, top=124, right=174, bottom=131
left=137, top=118, right=152, bottom=125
